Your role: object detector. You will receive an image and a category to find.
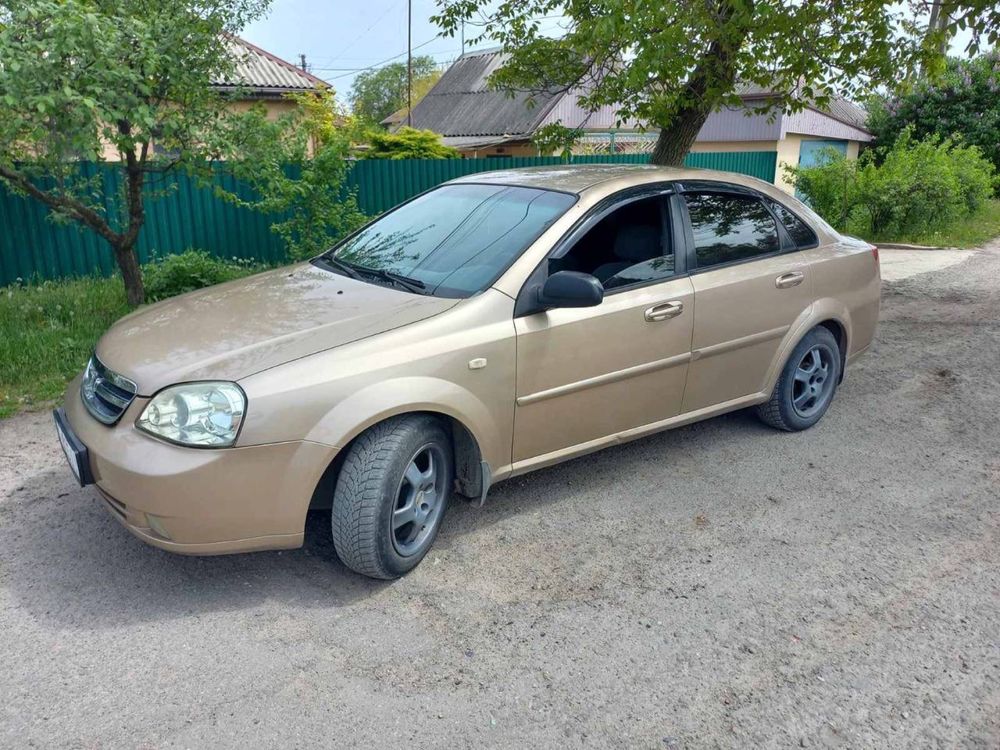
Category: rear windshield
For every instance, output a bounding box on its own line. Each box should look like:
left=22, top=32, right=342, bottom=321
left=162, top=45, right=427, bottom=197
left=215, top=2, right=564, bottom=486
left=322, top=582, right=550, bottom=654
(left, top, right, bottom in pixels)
left=325, top=184, right=576, bottom=297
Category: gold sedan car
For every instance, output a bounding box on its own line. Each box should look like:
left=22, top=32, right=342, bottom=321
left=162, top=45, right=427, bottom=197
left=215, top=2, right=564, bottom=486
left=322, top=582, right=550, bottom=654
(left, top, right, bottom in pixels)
left=55, top=165, right=880, bottom=578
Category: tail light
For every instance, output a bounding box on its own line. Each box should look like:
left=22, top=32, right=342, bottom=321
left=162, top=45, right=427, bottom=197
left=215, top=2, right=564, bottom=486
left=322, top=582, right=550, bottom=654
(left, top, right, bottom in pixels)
left=871, top=244, right=879, bottom=265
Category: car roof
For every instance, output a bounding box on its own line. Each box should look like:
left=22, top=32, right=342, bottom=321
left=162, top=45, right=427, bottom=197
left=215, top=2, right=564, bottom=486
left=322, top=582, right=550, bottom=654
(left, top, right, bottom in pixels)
left=446, top=163, right=776, bottom=196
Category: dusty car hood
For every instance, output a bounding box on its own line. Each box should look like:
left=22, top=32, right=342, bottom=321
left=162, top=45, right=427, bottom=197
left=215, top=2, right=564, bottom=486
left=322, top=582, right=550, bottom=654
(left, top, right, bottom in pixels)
left=96, top=263, right=459, bottom=393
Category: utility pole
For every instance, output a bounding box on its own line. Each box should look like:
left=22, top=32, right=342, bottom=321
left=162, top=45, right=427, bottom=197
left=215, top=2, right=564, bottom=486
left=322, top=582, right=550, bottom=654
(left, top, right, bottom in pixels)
left=460, top=19, right=465, bottom=56
left=406, top=0, right=413, bottom=127
left=299, top=54, right=307, bottom=72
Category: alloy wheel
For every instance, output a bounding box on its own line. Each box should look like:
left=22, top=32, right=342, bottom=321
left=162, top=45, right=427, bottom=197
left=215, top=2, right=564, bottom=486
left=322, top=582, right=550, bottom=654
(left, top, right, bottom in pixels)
left=391, top=443, right=447, bottom=557
left=791, top=345, right=835, bottom=418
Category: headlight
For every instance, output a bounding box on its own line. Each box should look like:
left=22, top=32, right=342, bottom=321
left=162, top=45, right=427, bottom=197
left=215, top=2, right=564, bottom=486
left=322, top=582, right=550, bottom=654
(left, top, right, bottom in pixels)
left=136, top=382, right=246, bottom=447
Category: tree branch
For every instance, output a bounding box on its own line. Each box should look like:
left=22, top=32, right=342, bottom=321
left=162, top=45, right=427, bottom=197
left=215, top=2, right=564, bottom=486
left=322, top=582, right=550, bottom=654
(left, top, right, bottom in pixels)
left=0, top=165, right=120, bottom=246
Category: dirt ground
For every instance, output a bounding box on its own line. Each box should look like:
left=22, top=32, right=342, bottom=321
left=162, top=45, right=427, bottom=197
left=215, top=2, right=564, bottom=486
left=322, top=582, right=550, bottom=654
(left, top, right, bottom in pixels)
left=1, top=245, right=998, bottom=748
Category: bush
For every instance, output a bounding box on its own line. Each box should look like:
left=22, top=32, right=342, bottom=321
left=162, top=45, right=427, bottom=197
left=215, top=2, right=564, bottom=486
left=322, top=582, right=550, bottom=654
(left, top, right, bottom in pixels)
left=223, top=92, right=368, bottom=262
left=142, top=250, right=265, bottom=302
left=362, top=127, right=460, bottom=160
left=787, top=129, right=996, bottom=240
left=785, top=149, right=858, bottom=230
left=867, top=53, right=1000, bottom=177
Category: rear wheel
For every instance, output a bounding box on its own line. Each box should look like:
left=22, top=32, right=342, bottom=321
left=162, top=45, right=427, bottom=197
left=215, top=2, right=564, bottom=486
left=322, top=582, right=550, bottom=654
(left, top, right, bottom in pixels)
left=331, top=415, right=453, bottom=579
left=756, top=327, right=841, bottom=431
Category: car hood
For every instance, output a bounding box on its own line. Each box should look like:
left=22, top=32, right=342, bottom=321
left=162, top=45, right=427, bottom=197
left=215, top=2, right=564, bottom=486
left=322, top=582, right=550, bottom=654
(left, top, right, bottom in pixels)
left=96, top=263, right=459, bottom=394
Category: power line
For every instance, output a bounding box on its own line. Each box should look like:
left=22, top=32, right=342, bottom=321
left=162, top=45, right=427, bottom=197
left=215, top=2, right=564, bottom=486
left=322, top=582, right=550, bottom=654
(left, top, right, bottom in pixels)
left=311, top=50, right=457, bottom=72
left=322, top=0, right=406, bottom=67
left=407, top=0, right=412, bottom=127
left=317, top=36, right=443, bottom=79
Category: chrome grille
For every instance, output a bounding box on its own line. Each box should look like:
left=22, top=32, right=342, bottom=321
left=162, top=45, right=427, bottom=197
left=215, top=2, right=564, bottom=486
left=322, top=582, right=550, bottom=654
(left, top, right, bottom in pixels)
left=81, top=355, right=138, bottom=425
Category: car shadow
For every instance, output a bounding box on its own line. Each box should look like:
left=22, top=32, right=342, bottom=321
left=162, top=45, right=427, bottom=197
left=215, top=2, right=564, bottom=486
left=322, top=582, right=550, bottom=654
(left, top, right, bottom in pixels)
left=1, top=408, right=770, bottom=630
left=438, top=407, right=774, bottom=543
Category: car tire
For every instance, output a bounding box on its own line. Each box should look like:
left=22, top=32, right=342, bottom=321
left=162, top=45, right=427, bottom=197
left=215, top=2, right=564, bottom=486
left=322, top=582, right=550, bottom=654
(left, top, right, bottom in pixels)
left=756, top=326, right=841, bottom=432
left=331, top=415, right=453, bottom=579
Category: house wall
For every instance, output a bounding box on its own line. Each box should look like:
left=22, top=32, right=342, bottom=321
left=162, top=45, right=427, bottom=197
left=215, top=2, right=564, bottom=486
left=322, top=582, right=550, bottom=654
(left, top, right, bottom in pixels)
left=690, top=140, right=779, bottom=153
left=696, top=105, right=782, bottom=142
left=539, top=91, right=644, bottom=130
left=774, top=133, right=863, bottom=193
left=781, top=109, right=871, bottom=143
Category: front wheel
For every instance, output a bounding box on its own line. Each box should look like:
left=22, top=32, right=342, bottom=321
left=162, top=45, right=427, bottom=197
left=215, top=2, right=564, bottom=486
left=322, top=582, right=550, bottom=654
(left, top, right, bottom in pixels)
left=331, top=415, right=453, bottom=579
left=756, top=326, right=841, bottom=431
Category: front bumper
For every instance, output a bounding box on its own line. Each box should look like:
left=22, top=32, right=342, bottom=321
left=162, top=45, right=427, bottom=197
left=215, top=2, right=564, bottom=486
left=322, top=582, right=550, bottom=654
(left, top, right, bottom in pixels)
left=60, top=374, right=336, bottom=555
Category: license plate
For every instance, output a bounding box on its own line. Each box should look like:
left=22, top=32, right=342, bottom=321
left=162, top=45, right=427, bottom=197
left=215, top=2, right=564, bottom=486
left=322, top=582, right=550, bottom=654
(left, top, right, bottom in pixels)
left=53, top=408, right=91, bottom=486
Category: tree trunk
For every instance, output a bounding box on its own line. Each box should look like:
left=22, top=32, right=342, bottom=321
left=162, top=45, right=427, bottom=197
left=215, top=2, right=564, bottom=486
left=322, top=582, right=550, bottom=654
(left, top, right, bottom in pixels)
left=113, top=240, right=145, bottom=307
left=650, top=106, right=714, bottom=167
left=118, top=122, right=148, bottom=307
left=649, top=1, right=749, bottom=167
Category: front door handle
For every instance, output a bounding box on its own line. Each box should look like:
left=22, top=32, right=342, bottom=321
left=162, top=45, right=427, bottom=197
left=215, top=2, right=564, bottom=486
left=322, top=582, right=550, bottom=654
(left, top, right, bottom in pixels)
left=644, top=301, right=684, bottom=322
left=775, top=271, right=805, bottom=289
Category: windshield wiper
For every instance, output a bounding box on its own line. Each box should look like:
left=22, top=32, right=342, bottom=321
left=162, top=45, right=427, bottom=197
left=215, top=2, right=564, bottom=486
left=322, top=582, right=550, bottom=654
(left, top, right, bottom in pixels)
left=357, top=266, right=427, bottom=294
left=320, top=256, right=365, bottom=281
left=320, top=254, right=428, bottom=294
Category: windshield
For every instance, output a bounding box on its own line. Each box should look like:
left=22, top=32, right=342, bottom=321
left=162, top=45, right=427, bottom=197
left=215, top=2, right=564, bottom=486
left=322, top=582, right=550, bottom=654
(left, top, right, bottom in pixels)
left=321, top=184, right=577, bottom=297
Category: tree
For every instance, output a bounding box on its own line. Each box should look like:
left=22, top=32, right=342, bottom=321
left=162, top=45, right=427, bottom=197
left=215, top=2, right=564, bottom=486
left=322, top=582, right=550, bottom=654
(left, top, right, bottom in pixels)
left=361, top=127, right=460, bottom=159
left=0, top=0, right=271, bottom=305
left=917, top=1, right=1000, bottom=58
left=432, top=1, right=987, bottom=167
left=349, top=56, right=442, bottom=125
left=224, top=91, right=367, bottom=261
left=868, top=53, right=1000, bottom=175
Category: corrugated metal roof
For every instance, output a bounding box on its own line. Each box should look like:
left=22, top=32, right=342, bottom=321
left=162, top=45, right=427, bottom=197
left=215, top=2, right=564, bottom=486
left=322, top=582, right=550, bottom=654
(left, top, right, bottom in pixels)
left=819, top=96, right=868, bottom=130
left=412, top=53, right=869, bottom=139
left=735, top=83, right=869, bottom=132
left=212, top=36, right=327, bottom=94
left=408, top=48, right=564, bottom=137
left=440, top=135, right=520, bottom=148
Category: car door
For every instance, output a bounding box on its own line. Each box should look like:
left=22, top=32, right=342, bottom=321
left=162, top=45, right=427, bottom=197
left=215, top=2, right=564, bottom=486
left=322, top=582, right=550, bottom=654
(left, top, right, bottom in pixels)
left=677, top=185, right=815, bottom=413
left=512, top=189, right=695, bottom=465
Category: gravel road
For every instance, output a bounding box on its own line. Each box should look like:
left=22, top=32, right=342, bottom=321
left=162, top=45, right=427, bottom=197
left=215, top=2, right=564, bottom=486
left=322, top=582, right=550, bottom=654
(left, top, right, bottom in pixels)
left=1, top=245, right=998, bottom=748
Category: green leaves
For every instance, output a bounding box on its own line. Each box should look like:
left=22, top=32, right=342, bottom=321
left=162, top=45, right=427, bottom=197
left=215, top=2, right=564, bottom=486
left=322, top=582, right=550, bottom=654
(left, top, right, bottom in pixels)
left=788, top=129, right=996, bottom=240
left=362, top=127, right=460, bottom=160
left=432, top=0, right=963, bottom=163
left=868, top=53, right=1000, bottom=177
left=349, top=57, right=442, bottom=124
left=0, top=0, right=273, bottom=303
left=222, top=93, right=368, bottom=261
left=532, top=122, right=583, bottom=161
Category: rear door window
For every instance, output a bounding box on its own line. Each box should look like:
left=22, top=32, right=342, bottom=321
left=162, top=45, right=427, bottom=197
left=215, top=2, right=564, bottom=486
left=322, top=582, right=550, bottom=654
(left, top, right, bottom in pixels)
left=765, top=198, right=819, bottom=249
left=683, top=193, right=780, bottom=269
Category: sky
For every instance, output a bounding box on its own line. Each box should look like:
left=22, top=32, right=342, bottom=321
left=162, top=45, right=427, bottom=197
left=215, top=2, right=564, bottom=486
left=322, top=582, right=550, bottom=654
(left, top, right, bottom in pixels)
left=241, top=1, right=976, bottom=104
left=241, top=0, right=565, bottom=101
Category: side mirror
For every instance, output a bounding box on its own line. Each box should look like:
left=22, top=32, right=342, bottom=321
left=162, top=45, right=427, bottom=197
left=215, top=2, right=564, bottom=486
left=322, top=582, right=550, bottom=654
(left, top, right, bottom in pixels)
left=536, top=271, right=604, bottom=309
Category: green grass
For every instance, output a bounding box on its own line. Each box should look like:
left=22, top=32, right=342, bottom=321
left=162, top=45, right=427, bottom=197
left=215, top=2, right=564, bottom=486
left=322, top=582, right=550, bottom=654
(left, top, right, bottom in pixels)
left=873, top=199, right=1000, bottom=248
left=0, top=251, right=271, bottom=419
left=0, top=276, right=130, bottom=418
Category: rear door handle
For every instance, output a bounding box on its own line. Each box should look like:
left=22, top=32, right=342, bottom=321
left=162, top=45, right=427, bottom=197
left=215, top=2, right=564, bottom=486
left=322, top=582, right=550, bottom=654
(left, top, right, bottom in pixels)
left=775, top=271, right=805, bottom=289
left=644, top=301, right=684, bottom=322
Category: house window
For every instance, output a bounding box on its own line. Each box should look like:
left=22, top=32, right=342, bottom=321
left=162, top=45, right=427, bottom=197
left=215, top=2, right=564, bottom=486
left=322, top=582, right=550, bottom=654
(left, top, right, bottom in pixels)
left=798, top=140, right=848, bottom=169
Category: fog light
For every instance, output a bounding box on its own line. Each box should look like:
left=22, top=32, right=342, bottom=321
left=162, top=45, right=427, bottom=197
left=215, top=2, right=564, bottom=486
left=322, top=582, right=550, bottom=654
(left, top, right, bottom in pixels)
left=145, top=513, right=172, bottom=541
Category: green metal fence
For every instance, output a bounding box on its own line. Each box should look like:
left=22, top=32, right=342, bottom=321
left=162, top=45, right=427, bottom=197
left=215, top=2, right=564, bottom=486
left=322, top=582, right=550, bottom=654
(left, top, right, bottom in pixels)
left=0, top=152, right=777, bottom=286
